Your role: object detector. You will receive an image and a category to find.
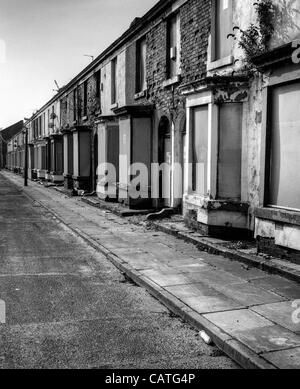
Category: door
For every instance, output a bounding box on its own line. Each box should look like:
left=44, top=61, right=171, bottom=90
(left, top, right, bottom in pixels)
left=158, top=117, right=172, bottom=207
left=192, top=106, right=208, bottom=196
left=94, top=133, right=98, bottom=191
left=163, top=136, right=172, bottom=207
left=218, top=103, right=242, bottom=200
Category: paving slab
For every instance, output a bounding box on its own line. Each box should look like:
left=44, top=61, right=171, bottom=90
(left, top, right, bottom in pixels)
left=233, top=325, right=300, bottom=354
left=250, top=276, right=300, bottom=300
left=210, top=282, right=286, bottom=306
left=262, top=347, right=300, bottom=369
left=251, top=301, right=300, bottom=333
left=169, top=261, right=208, bottom=273
left=140, top=269, right=202, bottom=287
left=204, top=259, right=268, bottom=281
left=188, top=268, right=248, bottom=287
left=204, top=309, right=274, bottom=334
left=166, top=283, right=243, bottom=313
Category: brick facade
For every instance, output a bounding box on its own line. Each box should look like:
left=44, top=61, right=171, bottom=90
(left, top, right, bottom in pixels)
left=0, top=121, right=24, bottom=169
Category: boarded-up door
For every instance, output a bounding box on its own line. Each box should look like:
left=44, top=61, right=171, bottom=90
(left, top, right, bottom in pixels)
left=192, top=106, right=208, bottom=196
left=218, top=103, right=242, bottom=200
left=158, top=117, right=172, bottom=207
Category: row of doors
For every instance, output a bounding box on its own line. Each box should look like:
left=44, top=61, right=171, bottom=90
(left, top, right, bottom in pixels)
left=92, top=118, right=186, bottom=209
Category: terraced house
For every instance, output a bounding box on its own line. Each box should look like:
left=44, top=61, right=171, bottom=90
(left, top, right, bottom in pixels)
left=25, top=97, right=62, bottom=183
left=6, top=0, right=300, bottom=263
left=0, top=121, right=23, bottom=169
left=57, top=0, right=210, bottom=211
left=181, top=0, right=300, bottom=261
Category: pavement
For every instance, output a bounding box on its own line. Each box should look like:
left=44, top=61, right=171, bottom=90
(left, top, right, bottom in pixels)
left=150, top=217, right=300, bottom=284
left=2, top=171, right=300, bottom=369
left=0, top=172, right=238, bottom=369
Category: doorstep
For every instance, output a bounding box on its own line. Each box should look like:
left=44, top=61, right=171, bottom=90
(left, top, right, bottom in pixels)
left=150, top=216, right=300, bottom=284
left=52, top=186, right=75, bottom=198
left=81, top=195, right=156, bottom=217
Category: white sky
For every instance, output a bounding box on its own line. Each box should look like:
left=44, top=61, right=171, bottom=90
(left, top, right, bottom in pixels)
left=0, top=0, right=157, bottom=129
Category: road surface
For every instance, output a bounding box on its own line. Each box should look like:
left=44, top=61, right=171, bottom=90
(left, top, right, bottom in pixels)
left=0, top=173, right=238, bottom=369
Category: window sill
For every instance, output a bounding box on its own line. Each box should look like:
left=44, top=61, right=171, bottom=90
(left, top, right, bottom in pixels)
left=163, top=75, right=181, bottom=88
left=255, top=207, right=300, bottom=227
left=134, top=90, right=146, bottom=100
left=110, top=103, right=119, bottom=111
left=207, top=55, right=234, bottom=71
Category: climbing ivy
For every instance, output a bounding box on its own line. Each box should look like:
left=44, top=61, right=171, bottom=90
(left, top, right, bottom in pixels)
left=233, top=0, right=300, bottom=67
left=234, top=0, right=275, bottom=65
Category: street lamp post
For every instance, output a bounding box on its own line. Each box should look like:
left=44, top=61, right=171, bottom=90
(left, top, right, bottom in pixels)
left=23, top=127, right=28, bottom=187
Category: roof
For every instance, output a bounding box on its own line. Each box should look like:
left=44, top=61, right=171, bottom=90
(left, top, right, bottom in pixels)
left=0, top=121, right=24, bottom=142
left=26, top=0, right=175, bottom=123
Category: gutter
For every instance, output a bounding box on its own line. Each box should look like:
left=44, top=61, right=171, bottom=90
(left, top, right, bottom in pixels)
left=27, top=0, right=175, bottom=122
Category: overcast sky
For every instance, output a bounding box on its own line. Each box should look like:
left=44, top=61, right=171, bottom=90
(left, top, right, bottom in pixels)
left=0, top=0, right=157, bottom=129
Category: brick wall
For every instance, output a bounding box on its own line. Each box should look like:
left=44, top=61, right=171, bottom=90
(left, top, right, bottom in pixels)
left=59, top=0, right=211, bottom=128
left=180, top=0, right=210, bottom=84
left=145, top=0, right=211, bottom=118
left=61, top=72, right=100, bottom=129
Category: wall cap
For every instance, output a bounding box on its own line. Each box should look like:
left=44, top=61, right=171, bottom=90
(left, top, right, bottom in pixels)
left=255, top=207, right=300, bottom=227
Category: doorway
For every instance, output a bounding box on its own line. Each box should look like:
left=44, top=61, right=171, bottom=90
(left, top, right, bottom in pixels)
left=93, top=133, right=98, bottom=192
left=158, top=116, right=172, bottom=207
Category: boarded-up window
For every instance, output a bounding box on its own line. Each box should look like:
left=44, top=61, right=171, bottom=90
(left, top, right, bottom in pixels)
left=111, top=57, right=118, bottom=105
left=136, top=37, right=147, bottom=93
left=268, top=81, right=300, bottom=210
left=192, top=106, right=208, bottom=196
left=218, top=103, right=242, bottom=200
left=73, top=89, right=77, bottom=121
left=39, top=116, right=42, bottom=137
left=83, top=80, right=88, bottom=117
left=167, top=13, right=180, bottom=79
left=95, top=70, right=101, bottom=99
left=214, top=0, right=232, bottom=61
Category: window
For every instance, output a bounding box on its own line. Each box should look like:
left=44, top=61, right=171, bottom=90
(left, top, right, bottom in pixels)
left=39, top=116, right=42, bottom=138
left=267, top=81, right=300, bottom=210
left=33, top=119, right=37, bottom=139
left=136, top=37, right=147, bottom=93
left=95, top=70, right=101, bottom=99
left=73, top=89, right=77, bottom=121
left=213, top=0, right=232, bottom=61
left=111, top=57, right=118, bottom=105
left=83, top=80, right=88, bottom=117
left=167, top=13, right=180, bottom=79
left=192, top=106, right=208, bottom=196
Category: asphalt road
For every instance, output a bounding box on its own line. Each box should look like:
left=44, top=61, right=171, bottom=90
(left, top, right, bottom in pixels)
left=0, top=173, right=238, bottom=369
